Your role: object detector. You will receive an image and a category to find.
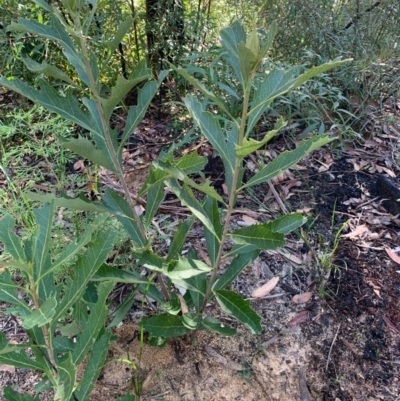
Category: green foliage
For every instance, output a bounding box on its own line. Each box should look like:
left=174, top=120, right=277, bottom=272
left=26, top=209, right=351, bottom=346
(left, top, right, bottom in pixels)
left=0, top=2, right=350, bottom=398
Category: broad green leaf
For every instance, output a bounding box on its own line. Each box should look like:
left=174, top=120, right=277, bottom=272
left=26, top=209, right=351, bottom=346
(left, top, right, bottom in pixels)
left=213, top=250, right=260, bottom=291
left=161, top=295, right=181, bottom=315
left=141, top=315, right=190, bottom=338
left=203, top=196, right=223, bottom=265
left=21, top=297, right=57, bottom=330
left=183, top=96, right=234, bottom=178
left=53, top=230, right=115, bottom=323
left=237, top=117, right=286, bottom=157
left=92, top=264, right=149, bottom=284
left=57, top=135, right=117, bottom=172
left=73, top=330, right=112, bottom=400
left=0, top=214, right=26, bottom=261
left=154, top=159, right=223, bottom=203
left=72, top=282, right=113, bottom=365
left=33, top=203, right=54, bottom=283
left=144, top=181, right=165, bottom=228
left=166, top=215, right=195, bottom=262
left=22, top=56, right=74, bottom=85
left=108, top=291, right=136, bottom=328
left=185, top=273, right=207, bottom=311
left=214, top=290, right=262, bottom=334
left=163, top=257, right=212, bottom=280
left=54, top=353, right=76, bottom=401
left=33, top=0, right=53, bottom=12
left=106, top=16, right=134, bottom=56
left=224, top=243, right=259, bottom=256
left=268, top=213, right=306, bottom=234
left=240, top=135, right=334, bottom=189
left=165, top=179, right=218, bottom=238
left=0, top=78, right=93, bottom=134
left=220, top=20, right=246, bottom=58
left=238, top=41, right=257, bottom=88
left=170, top=65, right=233, bottom=119
left=199, top=317, right=236, bottom=336
left=9, top=17, right=89, bottom=85
left=120, top=73, right=166, bottom=155
left=103, top=188, right=147, bottom=248
left=182, top=313, right=201, bottom=330
left=26, top=192, right=110, bottom=213
left=0, top=350, right=48, bottom=371
left=3, top=387, right=39, bottom=401
left=230, top=225, right=284, bottom=250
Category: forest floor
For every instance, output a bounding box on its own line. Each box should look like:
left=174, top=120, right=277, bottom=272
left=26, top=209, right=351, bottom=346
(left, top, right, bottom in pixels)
left=1, top=98, right=400, bottom=401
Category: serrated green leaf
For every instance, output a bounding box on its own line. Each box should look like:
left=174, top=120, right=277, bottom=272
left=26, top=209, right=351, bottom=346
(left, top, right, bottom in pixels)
left=103, top=189, right=147, bottom=247
left=0, top=350, right=48, bottom=372
left=0, top=214, right=26, bottom=262
left=241, top=135, right=334, bottom=189
left=237, top=117, right=286, bottom=157
left=246, top=59, right=351, bottom=136
left=0, top=332, right=32, bottom=355
left=161, top=295, right=181, bottom=315
left=21, top=56, right=74, bottom=85
left=267, top=213, right=306, bottom=234
left=144, top=181, right=165, bottom=228
left=214, top=290, right=262, bottom=334
left=230, top=225, right=284, bottom=250
left=120, top=73, right=166, bottom=155
left=8, top=17, right=88, bottom=85
left=141, top=315, right=190, bottom=338
left=72, top=282, right=113, bottom=365
left=166, top=215, right=195, bottom=262
left=33, top=203, right=54, bottom=283
left=57, top=135, right=117, bottom=172
left=134, top=250, right=164, bottom=271
left=73, top=330, right=112, bottom=400
left=26, top=192, right=110, bottom=213
left=203, top=196, right=223, bottom=265
left=92, top=264, right=149, bottom=284
left=165, top=179, right=218, bottom=238
left=21, top=297, right=57, bottom=330
left=3, top=386, right=40, bottom=401
left=138, top=165, right=170, bottom=197
left=154, top=159, right=223, bottom=203
left=163, top=257, right=212, bottom=280
left=0, top=78, right=93, bottom=134
left=106, top=16, right=134, bottom=56
left=102, top=71, right=149, bottom=121
left=213, top=250, right=260, bottom=291
left=183, top=97, right=234, bottom=180
left=54, top=353, right=76, bottom=401
left=53, top=230, right=115, bottom=323
left=199, top=317, right=236, bottom=336
left=170, top=65, right=233, bottom=119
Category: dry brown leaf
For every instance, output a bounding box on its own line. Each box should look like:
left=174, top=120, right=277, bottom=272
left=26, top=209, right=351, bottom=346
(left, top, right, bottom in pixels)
left=292, top=292, right=313, bottom=304
left=341, top=224, right=369, bottom=238
left=277, top=249, right=303, bottom=264
left=385, top=248, right=400, bottom=265
left=288, top=310, right=309, bottom=327
left=251, top=276, right=279, bottom=298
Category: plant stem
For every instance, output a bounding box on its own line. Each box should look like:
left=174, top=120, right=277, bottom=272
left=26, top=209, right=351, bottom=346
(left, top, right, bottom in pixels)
left=77, top=23, right=147, bottom=242
left=201, top=87, right=251, bottom=312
